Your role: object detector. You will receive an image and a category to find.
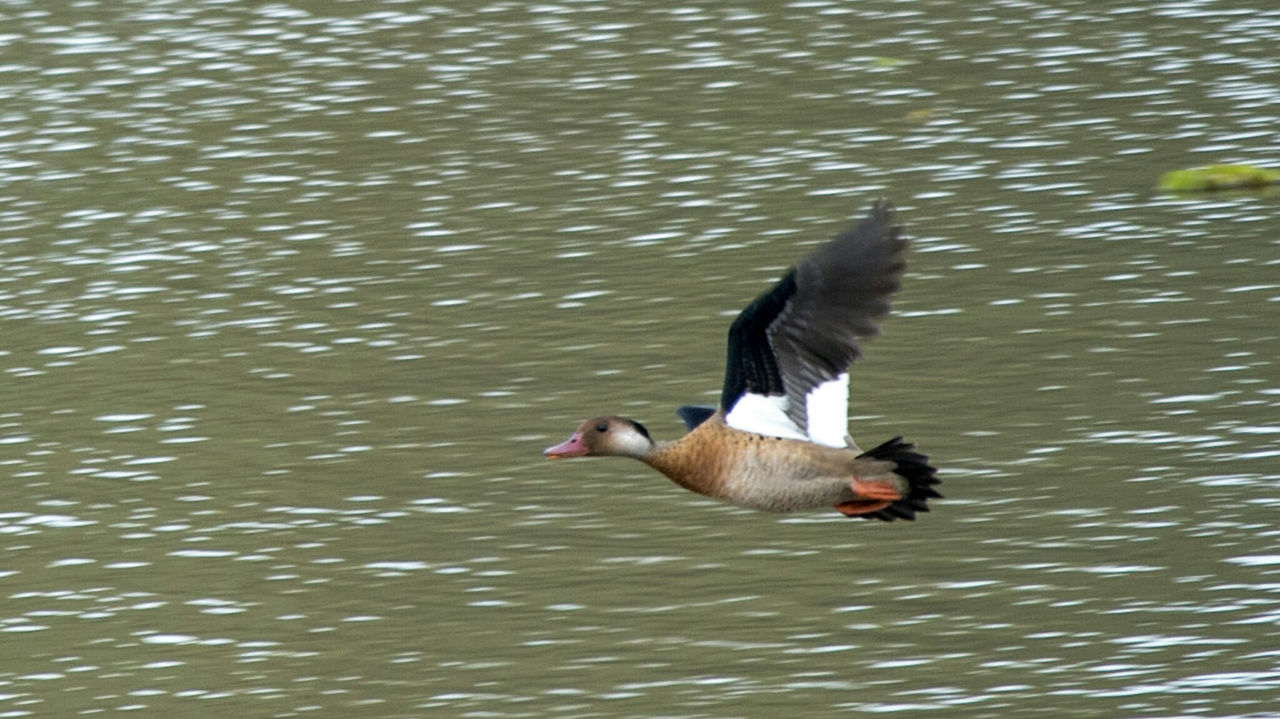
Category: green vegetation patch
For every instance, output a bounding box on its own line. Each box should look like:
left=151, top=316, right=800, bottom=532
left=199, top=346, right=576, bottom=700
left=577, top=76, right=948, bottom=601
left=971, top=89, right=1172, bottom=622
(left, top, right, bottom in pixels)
left=1158, top=164, right=1280, bottom=192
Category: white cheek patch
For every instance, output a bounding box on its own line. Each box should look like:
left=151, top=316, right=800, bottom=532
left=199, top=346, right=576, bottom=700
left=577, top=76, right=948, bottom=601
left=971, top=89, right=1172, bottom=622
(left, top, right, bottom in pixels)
left=804, top=373, right=850, bottom=448
left=617, top=428, right=655, bottom=456
left=725, top=393, right=808, bottom=440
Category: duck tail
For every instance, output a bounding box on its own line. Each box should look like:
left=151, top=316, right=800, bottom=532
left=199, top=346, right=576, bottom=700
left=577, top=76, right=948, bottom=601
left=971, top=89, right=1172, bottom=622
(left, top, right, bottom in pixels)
left=852, top=437, right=941, bottom=521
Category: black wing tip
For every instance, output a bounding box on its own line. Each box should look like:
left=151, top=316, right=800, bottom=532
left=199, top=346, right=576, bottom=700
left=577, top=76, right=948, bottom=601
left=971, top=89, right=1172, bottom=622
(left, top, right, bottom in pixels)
left=675, top=405, right=717, bottom=432
left=847, top=197, right=905, bottom=247
left=870, top=197, right=896, bottom=218
left=851, top=436, right=941, bottom=522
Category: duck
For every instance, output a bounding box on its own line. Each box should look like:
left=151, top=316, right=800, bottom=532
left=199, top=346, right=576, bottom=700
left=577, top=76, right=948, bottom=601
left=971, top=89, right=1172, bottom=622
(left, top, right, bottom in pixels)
left=544, top=200, right=940, bottom=521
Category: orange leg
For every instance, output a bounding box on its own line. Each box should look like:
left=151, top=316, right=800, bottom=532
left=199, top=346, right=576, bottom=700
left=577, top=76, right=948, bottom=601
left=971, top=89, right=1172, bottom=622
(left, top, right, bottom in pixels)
left=835, top=478, right=902, bottom=516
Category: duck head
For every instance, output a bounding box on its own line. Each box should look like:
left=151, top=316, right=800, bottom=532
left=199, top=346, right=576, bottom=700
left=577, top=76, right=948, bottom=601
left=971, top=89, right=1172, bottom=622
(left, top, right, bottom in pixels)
left=544, top=416, right=654, bottom=459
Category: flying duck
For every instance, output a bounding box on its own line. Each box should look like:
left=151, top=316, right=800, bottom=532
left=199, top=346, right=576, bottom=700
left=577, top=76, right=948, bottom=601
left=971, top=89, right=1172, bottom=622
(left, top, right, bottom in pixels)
left=544, top=200, right=940, bottom=521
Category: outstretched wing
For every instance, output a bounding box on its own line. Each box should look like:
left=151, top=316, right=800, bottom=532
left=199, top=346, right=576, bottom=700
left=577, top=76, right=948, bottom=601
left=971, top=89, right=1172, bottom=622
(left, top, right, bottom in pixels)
left=719, top=200, right=906, bottom=447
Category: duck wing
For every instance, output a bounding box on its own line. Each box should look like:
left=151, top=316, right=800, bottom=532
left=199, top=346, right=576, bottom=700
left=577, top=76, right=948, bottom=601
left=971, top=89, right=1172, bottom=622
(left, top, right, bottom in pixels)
left=675, top=405, right=717, bottom=432
left=719, top=200, right=906, bottom=447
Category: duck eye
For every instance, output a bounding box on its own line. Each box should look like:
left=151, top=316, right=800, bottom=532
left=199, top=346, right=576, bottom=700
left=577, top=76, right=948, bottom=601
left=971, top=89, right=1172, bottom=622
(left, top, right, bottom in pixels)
left=595, top=422, right=609, bottom=433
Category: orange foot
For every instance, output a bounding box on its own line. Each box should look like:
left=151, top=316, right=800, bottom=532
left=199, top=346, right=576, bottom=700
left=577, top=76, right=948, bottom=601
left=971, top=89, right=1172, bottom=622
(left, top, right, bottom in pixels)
left=835, top=478, right=902, bottom=517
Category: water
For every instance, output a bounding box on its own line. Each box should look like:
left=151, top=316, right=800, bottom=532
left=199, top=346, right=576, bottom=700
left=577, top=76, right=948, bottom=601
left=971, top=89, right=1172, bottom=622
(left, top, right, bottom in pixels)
left=1, top=0, right=1278, bottom=716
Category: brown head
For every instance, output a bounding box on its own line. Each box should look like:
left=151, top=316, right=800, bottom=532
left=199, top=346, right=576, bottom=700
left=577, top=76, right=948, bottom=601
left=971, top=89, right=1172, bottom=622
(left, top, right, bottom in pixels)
left=544, top=416, right=655, bottom=459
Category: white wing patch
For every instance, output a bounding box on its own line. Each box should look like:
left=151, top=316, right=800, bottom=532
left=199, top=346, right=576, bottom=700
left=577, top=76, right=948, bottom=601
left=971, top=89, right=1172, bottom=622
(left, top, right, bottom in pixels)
left=804, top=373, right=850, bottom=448
left=724, top=393, right=808, bottom=440
left=725, top=373, right=850, bottom=447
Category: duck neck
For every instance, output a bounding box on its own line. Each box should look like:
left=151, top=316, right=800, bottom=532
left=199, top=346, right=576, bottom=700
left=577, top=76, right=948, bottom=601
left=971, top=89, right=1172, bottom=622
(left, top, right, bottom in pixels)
left=635, top=434, right=726, bottom=499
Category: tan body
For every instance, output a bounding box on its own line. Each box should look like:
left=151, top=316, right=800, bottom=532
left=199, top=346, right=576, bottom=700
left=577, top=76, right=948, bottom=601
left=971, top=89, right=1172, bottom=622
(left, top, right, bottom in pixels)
left=649, top=414, right=903, bottom=512
left=547, top=414, right=907, bottom=515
